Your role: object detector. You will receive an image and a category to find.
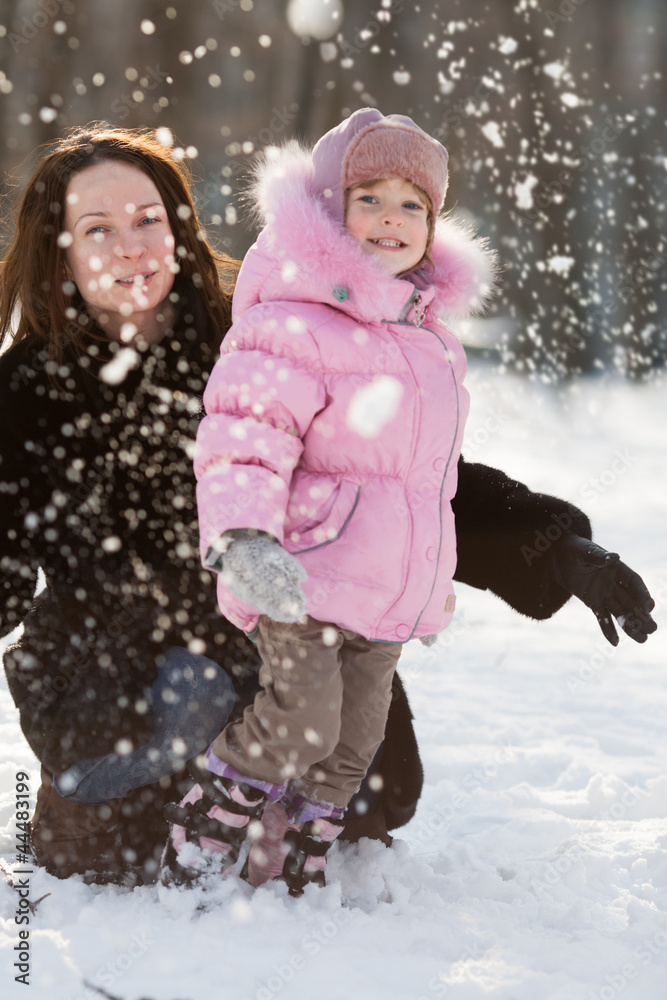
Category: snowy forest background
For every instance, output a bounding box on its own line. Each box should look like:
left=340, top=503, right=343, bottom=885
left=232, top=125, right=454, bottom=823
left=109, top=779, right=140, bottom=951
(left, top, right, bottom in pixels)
left=1, top=0, right=666, bottom=378
left=2, top=3, right=667, bottom=1000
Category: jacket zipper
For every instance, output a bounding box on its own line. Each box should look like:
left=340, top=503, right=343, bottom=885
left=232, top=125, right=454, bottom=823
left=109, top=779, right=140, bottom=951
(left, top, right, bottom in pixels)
left=397, top=287, right=427, bottom=326
left=380, top=312, right=461, bottom=641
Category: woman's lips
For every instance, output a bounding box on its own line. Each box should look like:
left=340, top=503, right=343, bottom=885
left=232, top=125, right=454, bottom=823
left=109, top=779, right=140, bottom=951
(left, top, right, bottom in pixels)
left=116, top=271, right=156, bottom=286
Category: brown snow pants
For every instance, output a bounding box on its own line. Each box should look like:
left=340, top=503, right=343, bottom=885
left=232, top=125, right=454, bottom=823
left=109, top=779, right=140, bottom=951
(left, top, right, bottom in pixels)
left=211, top=616, right=402, bottom=809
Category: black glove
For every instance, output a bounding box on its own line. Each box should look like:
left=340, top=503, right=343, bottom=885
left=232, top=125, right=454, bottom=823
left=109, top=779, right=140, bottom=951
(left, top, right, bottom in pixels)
left=553, top=533, right=657, bottom=646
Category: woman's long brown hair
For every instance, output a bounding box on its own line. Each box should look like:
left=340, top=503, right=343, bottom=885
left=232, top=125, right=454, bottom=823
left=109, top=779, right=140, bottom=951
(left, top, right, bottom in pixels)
left=0, top=123, right=239, bottom=363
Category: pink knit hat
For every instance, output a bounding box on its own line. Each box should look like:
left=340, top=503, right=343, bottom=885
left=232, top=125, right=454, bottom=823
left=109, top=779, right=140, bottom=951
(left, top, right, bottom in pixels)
left=311, top=108, right=449, bottom=225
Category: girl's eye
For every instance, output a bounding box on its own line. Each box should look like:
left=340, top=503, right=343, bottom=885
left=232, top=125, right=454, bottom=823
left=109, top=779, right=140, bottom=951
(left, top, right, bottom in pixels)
left=405, top=202, right=424, bottom=211
left=360, top=195, right=377, bottom=204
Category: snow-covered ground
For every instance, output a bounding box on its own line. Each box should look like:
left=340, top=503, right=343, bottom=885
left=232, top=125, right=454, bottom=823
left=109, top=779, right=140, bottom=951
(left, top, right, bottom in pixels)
left=1, top=361, right=666, bottom=1000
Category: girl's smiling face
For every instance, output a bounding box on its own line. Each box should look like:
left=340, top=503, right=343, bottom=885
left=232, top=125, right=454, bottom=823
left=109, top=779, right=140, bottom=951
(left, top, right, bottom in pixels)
left=63, top=160, right=176, bottom=342
left=344, top=176, right=430, bottom=276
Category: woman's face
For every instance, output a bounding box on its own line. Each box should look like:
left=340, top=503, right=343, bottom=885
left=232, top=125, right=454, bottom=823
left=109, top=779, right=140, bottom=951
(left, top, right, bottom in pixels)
left=63, top=160, right=176, bottom=341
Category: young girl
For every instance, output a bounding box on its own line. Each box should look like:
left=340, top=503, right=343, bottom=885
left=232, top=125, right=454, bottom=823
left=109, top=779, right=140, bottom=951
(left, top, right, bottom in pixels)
left=161, top=107, right=498, bottom=894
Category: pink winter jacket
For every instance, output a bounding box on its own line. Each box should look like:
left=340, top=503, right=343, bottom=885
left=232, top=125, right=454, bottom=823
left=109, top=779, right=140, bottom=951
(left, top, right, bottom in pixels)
left=195, top=143, right=495, bottom=642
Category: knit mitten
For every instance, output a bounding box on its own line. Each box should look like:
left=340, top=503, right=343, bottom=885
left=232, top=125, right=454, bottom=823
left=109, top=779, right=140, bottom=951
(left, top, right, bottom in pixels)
left=205, top=530, right=308, bottom=624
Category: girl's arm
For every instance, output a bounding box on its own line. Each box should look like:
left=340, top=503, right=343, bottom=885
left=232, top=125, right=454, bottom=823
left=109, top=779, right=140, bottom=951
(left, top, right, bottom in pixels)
left=194, top=307, right=327, bottom=561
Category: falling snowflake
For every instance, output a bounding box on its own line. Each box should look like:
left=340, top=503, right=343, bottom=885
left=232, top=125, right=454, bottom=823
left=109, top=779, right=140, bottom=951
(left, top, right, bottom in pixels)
left=347, top=376, right=404, bottom=439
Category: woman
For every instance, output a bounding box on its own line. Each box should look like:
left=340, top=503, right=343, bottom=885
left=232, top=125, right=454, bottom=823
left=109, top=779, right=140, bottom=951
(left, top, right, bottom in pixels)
left=1, top=125, right=655, bottom=887
left=0, top=124, right=258, bottom=883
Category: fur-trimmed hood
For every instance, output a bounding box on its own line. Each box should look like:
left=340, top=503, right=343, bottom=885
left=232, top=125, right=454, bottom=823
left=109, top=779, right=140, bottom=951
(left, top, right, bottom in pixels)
left=233, top=141, right=496, bottom=327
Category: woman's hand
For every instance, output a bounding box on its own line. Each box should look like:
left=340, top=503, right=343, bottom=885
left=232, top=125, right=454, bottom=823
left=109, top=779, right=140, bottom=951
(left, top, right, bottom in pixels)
left=553, top=533, right=657, bottom=645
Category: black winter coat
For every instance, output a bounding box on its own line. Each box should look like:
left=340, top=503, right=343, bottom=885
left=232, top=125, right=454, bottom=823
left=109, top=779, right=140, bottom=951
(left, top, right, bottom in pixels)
left=0, top=285, right=256, bottom=772
left=0, top=286, right=591, bottom=774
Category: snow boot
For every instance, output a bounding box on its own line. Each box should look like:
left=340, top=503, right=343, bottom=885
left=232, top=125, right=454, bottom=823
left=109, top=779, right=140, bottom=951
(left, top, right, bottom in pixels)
left=161, top=758, right=267, bottom=886
left=30, top=766, right=127, bottom=884
left=246, top=799, right=345, bottom=896
left=31, top=766, right=192, bottom=886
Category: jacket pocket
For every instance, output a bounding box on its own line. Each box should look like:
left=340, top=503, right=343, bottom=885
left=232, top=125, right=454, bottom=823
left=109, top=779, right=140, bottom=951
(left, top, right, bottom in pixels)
left=285, top=477, right=361, bottom=554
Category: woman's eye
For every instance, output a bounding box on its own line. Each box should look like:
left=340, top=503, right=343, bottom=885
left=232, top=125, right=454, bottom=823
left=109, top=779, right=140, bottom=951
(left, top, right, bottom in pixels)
left=140, top=215, right=160, bottom=226
left=86, top=225, right=106, bottom=235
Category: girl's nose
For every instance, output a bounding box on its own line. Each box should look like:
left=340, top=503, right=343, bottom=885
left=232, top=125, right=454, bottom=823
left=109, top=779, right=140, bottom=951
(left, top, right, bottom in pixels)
left=382, top=206, right=403, bottom=225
